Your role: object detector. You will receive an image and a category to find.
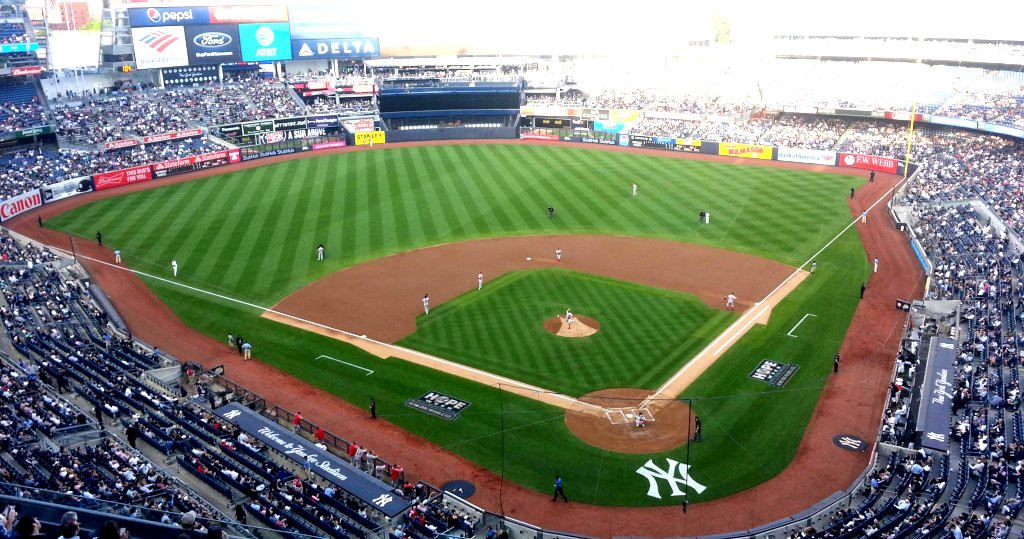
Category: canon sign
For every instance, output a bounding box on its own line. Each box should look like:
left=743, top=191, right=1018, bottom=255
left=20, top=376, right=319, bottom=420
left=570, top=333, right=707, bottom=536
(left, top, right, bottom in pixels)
left=0, top=191, right=42, bottom=222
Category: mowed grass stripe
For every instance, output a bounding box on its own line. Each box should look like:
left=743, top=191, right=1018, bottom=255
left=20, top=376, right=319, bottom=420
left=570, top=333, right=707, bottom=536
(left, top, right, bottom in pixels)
left=486, top=145, right=553, bottom=232
left=406, top=147, right=452, bottom=243
left=423, top=146, right=477, bottom=239
left=468, top=145, right=550, bottom=230
left=450, top=145, right=521, bottom=234
left=175, top=173, right=255, bottom=283
left=151, top=174, right=232, bottom=277
left=427, top=146, right=483, bottom=239
left=262, top=158, right=327, bottom=297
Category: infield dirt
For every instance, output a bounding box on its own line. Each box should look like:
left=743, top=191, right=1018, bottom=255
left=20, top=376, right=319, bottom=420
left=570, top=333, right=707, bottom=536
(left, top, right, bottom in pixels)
left=6, top=140, right=925, bottom=537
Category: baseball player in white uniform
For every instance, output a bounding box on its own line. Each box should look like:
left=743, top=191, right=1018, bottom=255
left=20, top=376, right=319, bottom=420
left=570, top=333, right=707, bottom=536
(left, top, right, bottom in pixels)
left=478, top=272, right=485, bottom=290
left=422, top=294, right=430, bottom=314
left=725, top=293, right=736, bottom=310
left=632, top=182, right=638, bottom=197
left=861, top=211, right=867, bottom=223
left=317, top=244, right=325, bottom=261
left=555, top=248, right=562, bottom=263
left=565, top=308, right=573, bottom=328
left=171, top=259, right=178, bottom=277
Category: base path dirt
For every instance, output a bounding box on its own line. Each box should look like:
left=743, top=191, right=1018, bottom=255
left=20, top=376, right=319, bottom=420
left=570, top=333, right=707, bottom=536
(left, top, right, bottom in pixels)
left=566, top=388, right=695, bottom=453
left=269, top=234, right=792, bottom=343
left=4, top=139, right=925, bottom=537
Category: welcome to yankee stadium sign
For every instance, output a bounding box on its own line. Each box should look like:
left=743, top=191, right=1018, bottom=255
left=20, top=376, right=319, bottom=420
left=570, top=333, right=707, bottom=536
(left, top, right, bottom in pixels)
left=405, top=391, right=470, bottom=420
left=748, top=359, right=799, bottom=388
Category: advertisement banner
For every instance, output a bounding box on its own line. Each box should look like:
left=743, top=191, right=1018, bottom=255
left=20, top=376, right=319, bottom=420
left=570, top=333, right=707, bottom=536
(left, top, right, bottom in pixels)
left=838, top=153, right=898, bottom=174
left=251, top=128, right=326, bottom=145
left=522, top=133, right=560, bottom=141
left=241, top=120, right=274, bottom=135
left=209, top=5, right=289, bottom=24
left=342, top=118, right=374, bottom=132
left=885, top=111, right=923, bottom=122
left=777, top=147, right=837, bottom=166
left=93, top=165, right=153, bottom=191
left=628, top=135, right=699, bottom=152
left=41, top=176, right=94, bottom=204
left=593, top=121, right=625, bottom=133
left=142, top=128, right=204, bottom=144
left=184, top=24, right=241, bottom=65
left=131, top=26, right=189, bottom=69
left=929, top=116, right=977, bottom=130
left=618, top=134, right=630, bottom=146
left=104, top=139, right=138, bottom=151
left=272, top=116, right=307, bottom=131
left=0, top=190, right=43, bottom=222
left=354, top=130, right=385, bottom=146
left=0, top=43, right=39, bottom=53
left=291, top=37, right=379, bottom=59
left=580, top=108, right=609, bottom=121
left=835, top=108, right=873, bottom=117
left=128, top=6, right=210, bottom=27
left=719, top=142, right=773, bottom=160
left=218, top=123, right=242, bottom=138
left=307, top=115, right=341, bottom=129
left=982, top=123, right=1024, bottom=139
left=572, top=136, right=617, bottom=145
left=152, top=149, right=241, bottom=178
left=10, top=66, right=44, bottom=76
left=610, top=110, right=640, bottom=122
left=241, top=146, right=303, bottom=161
left=0, top=125, right=53, bottom=143
left=312, top=141, right=346, bottom=150
left=238, top=22, right=292, bottom=61
left=288, top=6, right=366, bottom=38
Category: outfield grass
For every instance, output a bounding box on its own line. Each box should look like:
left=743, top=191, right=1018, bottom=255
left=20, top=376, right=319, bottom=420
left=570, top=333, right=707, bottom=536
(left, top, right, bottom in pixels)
left=47, top=144, right=870, bottom=506
left=399, top=268, right=738, bottom=397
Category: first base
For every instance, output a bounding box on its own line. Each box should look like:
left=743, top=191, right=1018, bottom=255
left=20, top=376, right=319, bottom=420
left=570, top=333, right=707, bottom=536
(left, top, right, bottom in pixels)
left=526, top=257, right=532, bottom=261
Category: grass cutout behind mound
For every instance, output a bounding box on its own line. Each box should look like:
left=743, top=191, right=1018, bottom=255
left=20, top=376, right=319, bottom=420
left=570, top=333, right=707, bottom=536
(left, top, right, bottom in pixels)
left=398, top=268, right=738, bottom=398
left=47, top=144, right=869, bottom=506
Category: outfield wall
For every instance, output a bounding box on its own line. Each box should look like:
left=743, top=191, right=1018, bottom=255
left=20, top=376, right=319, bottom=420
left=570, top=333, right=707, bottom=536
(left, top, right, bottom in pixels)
left=386, top=126, right=517, bottom=143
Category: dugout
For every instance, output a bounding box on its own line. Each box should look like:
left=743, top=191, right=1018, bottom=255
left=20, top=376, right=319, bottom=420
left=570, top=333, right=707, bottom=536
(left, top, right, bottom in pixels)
left=377, top=79, right=523, bottom=141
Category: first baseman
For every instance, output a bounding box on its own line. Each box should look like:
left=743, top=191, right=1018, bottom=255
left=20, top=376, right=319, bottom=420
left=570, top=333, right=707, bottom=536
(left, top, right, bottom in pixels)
left=478, top=272, right=485, bottom=290
left=422, top=294, right=430, bottom=314
left=555, top=248, right=562, bottom=262
left=171, top=259, right=178, bottom=277
left=725, top=293, right=736, bottom=310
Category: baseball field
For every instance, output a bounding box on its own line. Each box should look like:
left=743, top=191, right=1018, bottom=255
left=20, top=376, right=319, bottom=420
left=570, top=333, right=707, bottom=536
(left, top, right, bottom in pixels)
left=44, top=143, right=871, bottom=507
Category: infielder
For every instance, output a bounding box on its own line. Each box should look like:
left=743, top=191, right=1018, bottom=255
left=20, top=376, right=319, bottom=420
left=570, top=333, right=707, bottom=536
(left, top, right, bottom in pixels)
left=725, top=293, right=736, bottom=310
left=478, top=272, right=485, bottom=290
left=861, top=211, right=867, bottom=223
left=874, top=257, right=879, bottom=273
left=555, top=248, right=562, bottom=262
left=422, top=294, right=430, bottom=314
left=632, top=182, right=638, bottom=197
left=316, top=244, right=325, bottom=261
left=114, top=249, right=121, bottom=264
left=171, top=259, right=178, bottom=277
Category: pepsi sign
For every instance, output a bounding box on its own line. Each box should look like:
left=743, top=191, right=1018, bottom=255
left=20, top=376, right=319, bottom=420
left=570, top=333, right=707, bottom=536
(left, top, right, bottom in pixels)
left=128, top=7, right=211, bottom=27
left=185, top=25, right=241, bottom=64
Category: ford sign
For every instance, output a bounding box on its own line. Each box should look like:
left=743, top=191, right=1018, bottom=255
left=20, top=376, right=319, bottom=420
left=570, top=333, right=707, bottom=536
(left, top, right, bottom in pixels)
left=194, top=32, right=231, bottom=48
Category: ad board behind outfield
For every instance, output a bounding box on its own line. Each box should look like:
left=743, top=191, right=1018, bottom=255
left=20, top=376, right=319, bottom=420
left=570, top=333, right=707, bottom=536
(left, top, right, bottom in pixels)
left=238, top=22, right=292, bottom=62
left=185, top=25, right=242, bottom=65
left=131, top=26, right=189, bottom=69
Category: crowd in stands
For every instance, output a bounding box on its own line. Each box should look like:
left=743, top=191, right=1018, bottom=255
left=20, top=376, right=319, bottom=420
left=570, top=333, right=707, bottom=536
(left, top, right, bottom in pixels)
left=306, top=96, right=375, bottom=115
left=0, top=22, right=28, bottom=44
left=0, top=137, right=227, bottom=199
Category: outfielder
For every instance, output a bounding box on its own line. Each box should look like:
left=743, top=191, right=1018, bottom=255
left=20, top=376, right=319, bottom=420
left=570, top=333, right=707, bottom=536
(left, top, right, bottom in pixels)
left=632, top=182, right=638, bottom=197
left=555, top=248, right=562, bottom=263
left=317, top=244, right=325, bottom=261
left=171, top=259, right=178, bottom=277
left=725, top=293, right=736, bottom=310
left=422, top=294, right=430, bottom=314
left=478, top=272, right=485, bottom=290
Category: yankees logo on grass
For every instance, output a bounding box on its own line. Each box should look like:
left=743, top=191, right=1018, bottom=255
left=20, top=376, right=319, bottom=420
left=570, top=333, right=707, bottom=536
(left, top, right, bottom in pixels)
left=636, top=458, right=707, bottom=499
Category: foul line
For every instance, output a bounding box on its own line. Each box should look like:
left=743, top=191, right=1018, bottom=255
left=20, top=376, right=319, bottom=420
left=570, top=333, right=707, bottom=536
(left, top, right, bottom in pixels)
left=34, top=244, right=612, bottom=414
left=315, top=354, right=374, bottom=376
left=787, top=314, right=818, bottom=338
left=640, top=176, right=910, bottom=409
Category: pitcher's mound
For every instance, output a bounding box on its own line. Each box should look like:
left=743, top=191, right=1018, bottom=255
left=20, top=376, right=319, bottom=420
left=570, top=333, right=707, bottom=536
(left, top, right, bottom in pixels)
left=543, top=315, right=600, bottom=337
left=565, top=388, right=696, bottom=453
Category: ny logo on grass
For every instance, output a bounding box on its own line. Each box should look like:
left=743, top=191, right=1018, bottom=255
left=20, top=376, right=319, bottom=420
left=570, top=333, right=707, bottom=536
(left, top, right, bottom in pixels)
left=636, top=458, right=707, bottom=499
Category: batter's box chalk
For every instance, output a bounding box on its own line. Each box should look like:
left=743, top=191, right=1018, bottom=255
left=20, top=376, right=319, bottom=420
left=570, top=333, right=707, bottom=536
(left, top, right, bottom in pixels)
left=605, top=410, right=627, bottom=425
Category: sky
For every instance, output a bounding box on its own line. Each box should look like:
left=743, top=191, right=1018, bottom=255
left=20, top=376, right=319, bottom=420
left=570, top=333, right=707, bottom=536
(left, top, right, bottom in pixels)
left=46, top=0, right=1024, bottom=68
